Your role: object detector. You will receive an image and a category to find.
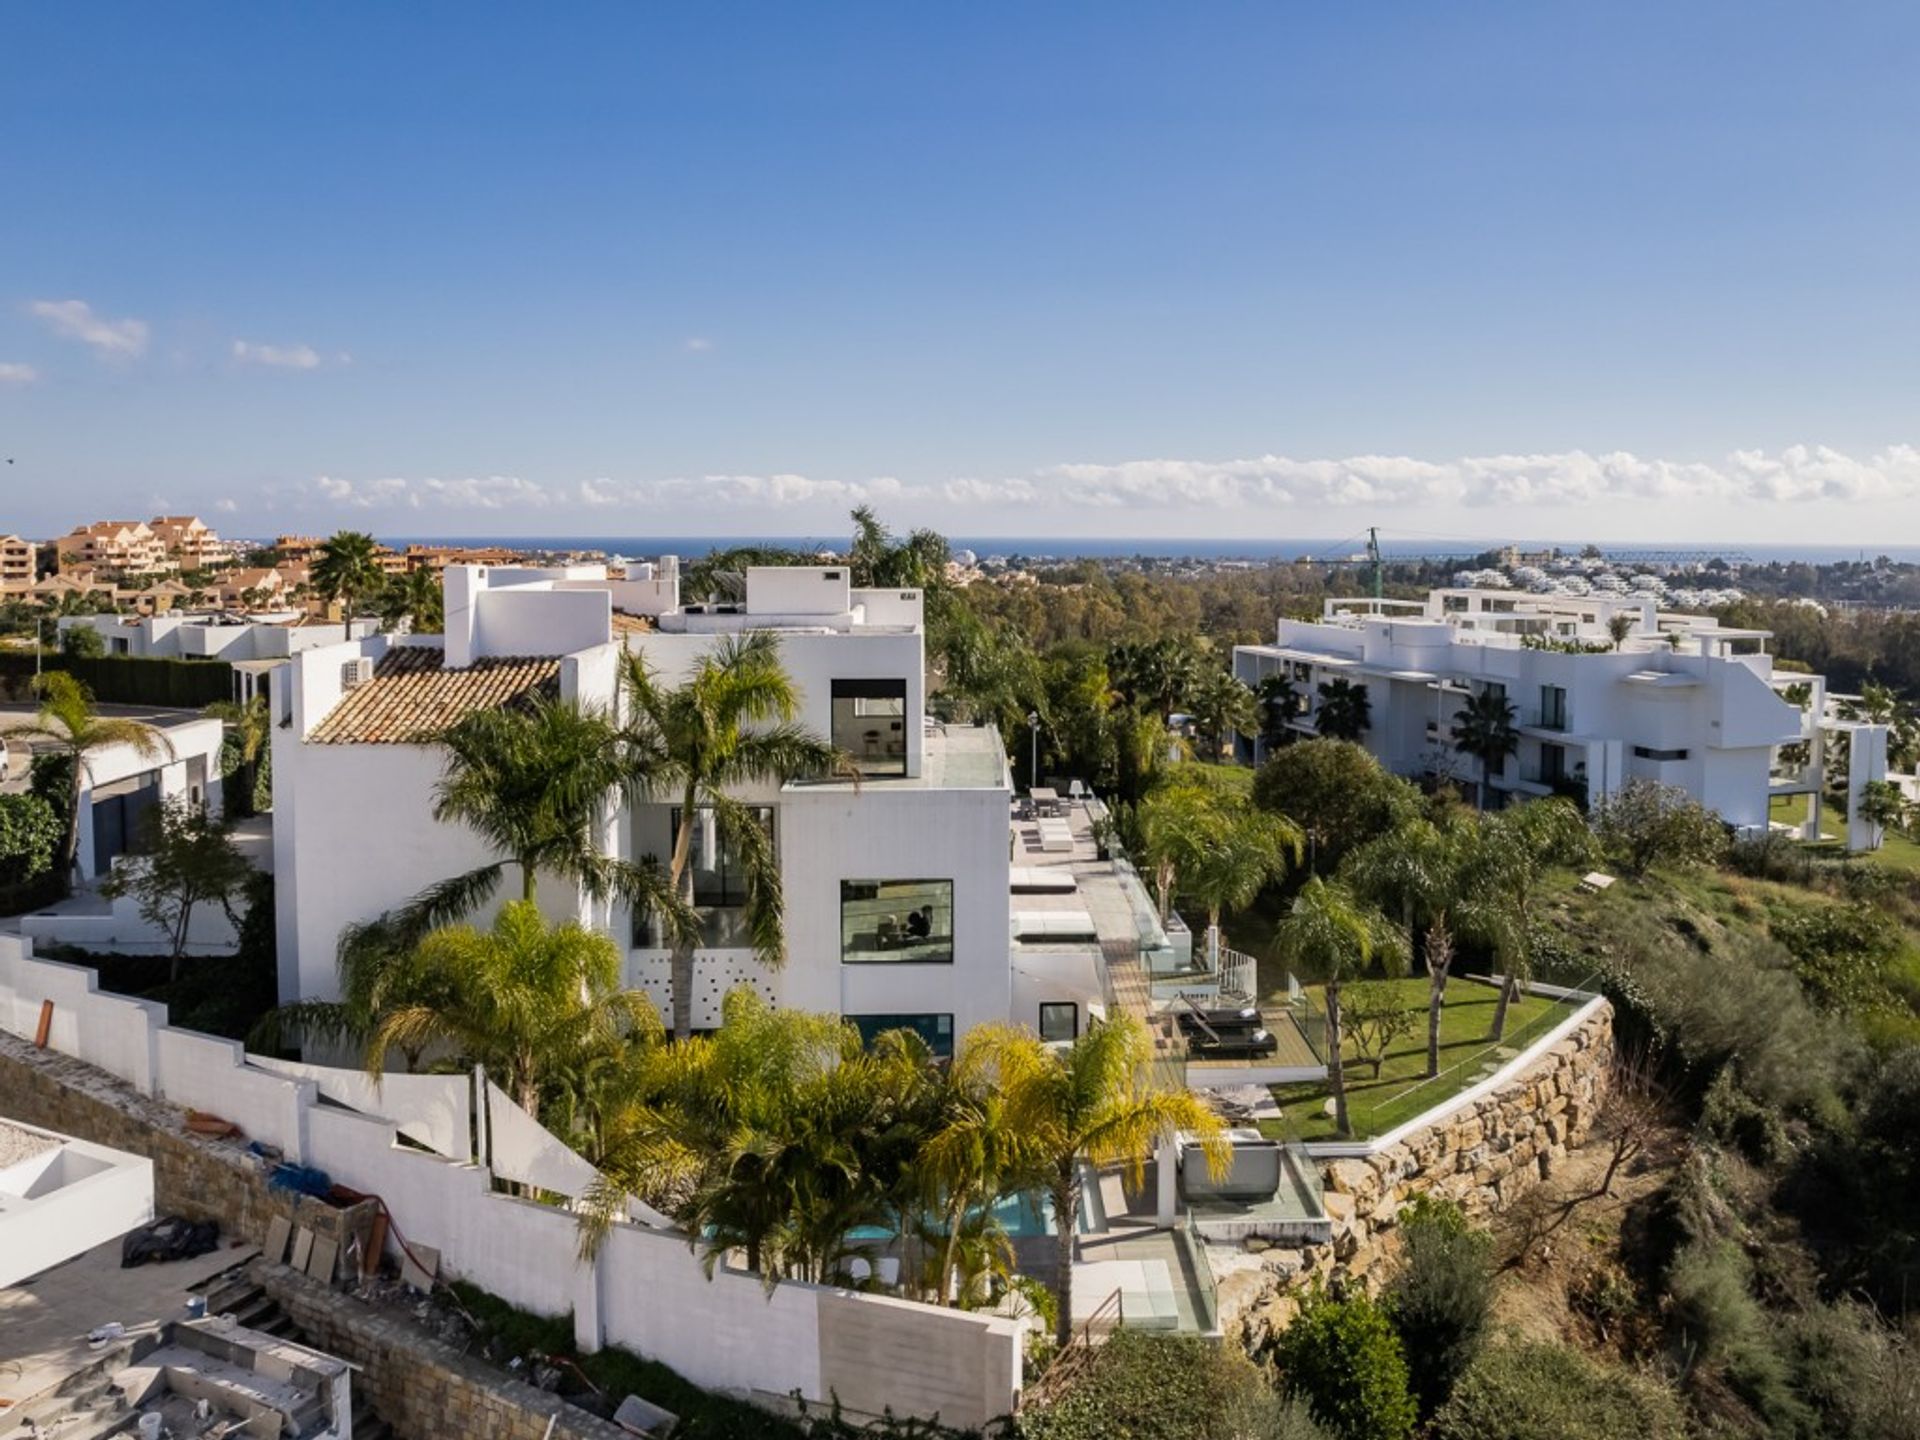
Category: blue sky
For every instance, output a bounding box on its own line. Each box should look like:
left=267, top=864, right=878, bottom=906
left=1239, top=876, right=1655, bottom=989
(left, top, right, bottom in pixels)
left=4, top=3, right=1919, bottom=543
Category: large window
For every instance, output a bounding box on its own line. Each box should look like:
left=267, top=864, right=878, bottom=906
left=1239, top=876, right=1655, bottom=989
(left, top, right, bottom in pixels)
left=851, top=1013, right=954, bottom=1059
left=832, top=679, right=908, bottom=776
left=631, top=806, right=773, bottom=948
left=841, top=879, right=953, bottom=963
left=1539, top=684, right=1568, bottom=732
left=1039, top=1002, right=1078, bottom=1043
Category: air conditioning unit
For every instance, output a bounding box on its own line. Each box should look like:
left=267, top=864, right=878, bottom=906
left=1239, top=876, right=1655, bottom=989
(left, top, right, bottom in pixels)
left=340, top=657, right=375, bottom=690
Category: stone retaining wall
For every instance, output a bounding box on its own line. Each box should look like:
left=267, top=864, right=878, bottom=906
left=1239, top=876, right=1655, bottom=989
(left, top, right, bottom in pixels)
left=254, top=1261, right=634, bottom=1440
left=1215, top=999, right=1614, bottom=1350
left=0, top=1029, right=277, bottom=1239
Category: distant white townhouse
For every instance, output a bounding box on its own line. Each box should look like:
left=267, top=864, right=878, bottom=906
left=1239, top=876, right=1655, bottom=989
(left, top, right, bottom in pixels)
left=270, top=560, right=1092, bottom=1048
left=1233, top=588, right=1890, bottom=851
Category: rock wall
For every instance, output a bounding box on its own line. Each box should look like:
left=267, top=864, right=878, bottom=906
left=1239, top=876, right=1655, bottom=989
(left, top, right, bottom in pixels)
left=255, top=1261, right=633, bottom=1440
left=1216, top=999, right=1614, bottom=1350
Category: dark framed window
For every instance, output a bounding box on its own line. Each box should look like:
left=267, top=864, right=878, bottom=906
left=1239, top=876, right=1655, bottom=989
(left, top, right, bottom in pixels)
left=851, top=1013, right=953, bottom=1059
left=841, top=879, right=953, bottom=963
left=632, top=806, right=772, bottom=947
left=832, top=679, right=908, bottom=776
left=1039, top=1002, right=1078, bottom=1043
left=1632, top=745, right=1689, bottom=762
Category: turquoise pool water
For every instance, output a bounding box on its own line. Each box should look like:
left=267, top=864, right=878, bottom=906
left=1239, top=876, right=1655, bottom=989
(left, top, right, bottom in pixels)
left=846, top=1189, right=1079, bottom=1245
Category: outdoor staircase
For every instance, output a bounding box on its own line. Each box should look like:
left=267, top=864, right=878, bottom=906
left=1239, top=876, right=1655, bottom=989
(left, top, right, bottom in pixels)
left=191, top=1267, right=397, bottom=1440
left=0, top=1350, right=136, bottom=1440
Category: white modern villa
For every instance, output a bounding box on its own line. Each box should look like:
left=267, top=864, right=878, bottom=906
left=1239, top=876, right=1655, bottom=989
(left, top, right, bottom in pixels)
left=1234, top=588, right=1890, bottom=851
left=271, top=560, right=1110, bottom=1048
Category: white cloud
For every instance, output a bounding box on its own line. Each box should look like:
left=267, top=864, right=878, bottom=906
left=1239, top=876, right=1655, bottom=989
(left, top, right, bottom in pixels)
left=26, top=299, right=148, bottom=357
left=684, top=337, right=714, bottom=353
left=0, top=363, right=35, bottom=385
left=287, top=447, right=1920, bottom=520
left=233, top=340, right=324, bottom=370
left=213, top=498, right=238, bottom=514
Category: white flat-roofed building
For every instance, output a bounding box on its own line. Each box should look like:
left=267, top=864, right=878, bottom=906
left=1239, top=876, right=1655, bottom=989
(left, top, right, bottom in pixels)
left=273, top=562, right=1043, bottom=1048
left=1234, top=588, right=1889, bottom=848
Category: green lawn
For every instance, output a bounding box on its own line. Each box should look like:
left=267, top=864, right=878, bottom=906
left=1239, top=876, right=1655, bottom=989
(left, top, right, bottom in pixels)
left=1260, top=976, right=1579, bottom=1145
left=1769, top=793, right=1920, bottom=874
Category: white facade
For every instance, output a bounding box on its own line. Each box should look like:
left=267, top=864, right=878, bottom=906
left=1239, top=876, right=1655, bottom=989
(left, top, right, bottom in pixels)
left=58, top=613, right=375, bottom=663
left=1234, top=589, right=1887, bottom=842
left=272, top=563, right=1048, bottom=1049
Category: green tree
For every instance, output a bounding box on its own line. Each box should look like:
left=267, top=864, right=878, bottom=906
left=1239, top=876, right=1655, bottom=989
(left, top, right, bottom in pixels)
left=1384, top=1198, right=1495, bottom=1418
left=1342, top=980, right=1414, bottom=1080
left=1256, top=672, right=1302, bottom=752
left=2, top=672, right=174, bottom=880
left=60, top=624, right=106, bottom=658
left=368, top=900, right=657, bottom=1122
left=100, top=796, right=253, bottom=982
left=962, top=1015, right=1227, bottom=1349
left=1253, top=739, right=1419, bottom=874
left=1593, top=779, right=1727, bottom=876
left=581, top=990, right=938, bottom=1284
left=0, top=792, right=63, bottom=888
left=1606, top=612, right=1636, bottom=649
left=1270, top=1286, right=1418, bottom=1440
left=204, top=694, right=272, bottom=817
left=1187, top=668, right=1256, bottom=761
left=1272, top=878, right=1408, bottom=1136
left=1183, top=802, right=1303, bottom=950
left=619, top=632, right=852, bottom=1038
left=1344, top=817, right=1473, bottom=1078
left=1312, top=677, right=1372, bottom=742
left=919, top=1053, right=1041, bottom=1306
left=1857, top=778, right=1909, bottom=836
left=310, top=530, right=387, bottom=616
left=380, top=567, right=444, bottom=634
left=1468, top=798, right=1594, bottom=1037
left=1449, top=688, right=1519, bottom=809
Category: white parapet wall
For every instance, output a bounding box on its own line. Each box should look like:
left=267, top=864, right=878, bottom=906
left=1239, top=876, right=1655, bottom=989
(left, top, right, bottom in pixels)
left=0, top=1119, right=155, bottom=1287
left=0, top=936, right=1022, bottom=1428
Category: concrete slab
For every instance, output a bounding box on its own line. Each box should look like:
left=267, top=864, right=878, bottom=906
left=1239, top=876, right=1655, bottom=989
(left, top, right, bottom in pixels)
left=0, top=1234, right=256, bottom=1412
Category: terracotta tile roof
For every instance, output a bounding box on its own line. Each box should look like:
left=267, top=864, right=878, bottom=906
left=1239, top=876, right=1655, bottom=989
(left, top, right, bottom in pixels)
left=308, top=646, right=561, bottom=744
left=611, top=610, right=655, bottom=635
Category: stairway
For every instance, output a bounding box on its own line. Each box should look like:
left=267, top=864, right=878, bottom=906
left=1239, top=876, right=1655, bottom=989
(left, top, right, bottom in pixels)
left=194, top=1268, right=396, bottom=1440
left=0, top=1352, right=136, bottom=1440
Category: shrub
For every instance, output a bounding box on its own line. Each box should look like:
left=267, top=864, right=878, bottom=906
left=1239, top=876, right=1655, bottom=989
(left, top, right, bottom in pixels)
left=1665, top=1238, right=1807, bottom=1430
left=1592, top=779, right=1728, bottom=876
left=1342, top=981, right=1415, bottom=1079
left=1023, top=1329, right=1327, bottom=1440
left=1771, top=901, right=1905, bottom=1013
left=1269, top=1287, right=1416, bottom=1440
left=1383, top=1198, right=1494, bottom=1417
left=1431, top=1341, right=1686, bottom=1440
left=0, top=791, right=62, bottom=886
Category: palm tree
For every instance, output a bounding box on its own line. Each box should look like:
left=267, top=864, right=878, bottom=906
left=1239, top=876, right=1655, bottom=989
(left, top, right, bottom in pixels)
left=408, top=692, right=689, bottom=936
left=1271, top=877, right=1407, bottom=1137
left=1472, top=798, right=1594, bottom=1037
left=1182, top=806, right=1303, bottom=962
left=311, top=531, right=386, bottom=617
left=1187, top=668, right=1256, bottom=761
left=1255, top=672, right=1300, bottom=753
left=918, top=1055, right=1040, bottom=1305
left=1313, top=678, right=1372, bottom=742
left=619, top=632, right=854, bottom=1039
left=1606, top=613, right=1636, bottom=649
left=1450, top=687, right=1518, bottom=807
left=2, top=672, right=174, bottom=882
left=204, top=694, right=271, bottom=816
left=381, top=568, right=444, bottom=634
left=1343, top=818, right=1465, bottom=1079
left=961, top=1016, right=1227, bottom=1349
left=366, top=900, right=658, bottom=1123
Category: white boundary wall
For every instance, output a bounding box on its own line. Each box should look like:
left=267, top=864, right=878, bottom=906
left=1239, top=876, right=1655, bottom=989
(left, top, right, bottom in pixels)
left=0, top=937, right=1020, bottom=1427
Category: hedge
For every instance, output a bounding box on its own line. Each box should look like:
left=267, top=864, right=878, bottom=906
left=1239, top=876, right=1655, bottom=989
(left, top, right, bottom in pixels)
left=0, top=652, right=235, bottom=708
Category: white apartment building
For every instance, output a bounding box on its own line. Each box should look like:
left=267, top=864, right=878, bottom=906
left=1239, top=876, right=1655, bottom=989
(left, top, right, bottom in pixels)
left=272, top=562, right=1064, bottom=1050
left=1234, top=588, right=1890, bottom=850
left=54, top=520, right=175, bottom=579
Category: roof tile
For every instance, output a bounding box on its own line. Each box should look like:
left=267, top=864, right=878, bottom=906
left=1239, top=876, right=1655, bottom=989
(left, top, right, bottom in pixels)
left=308, top=646, right=560, bottom=744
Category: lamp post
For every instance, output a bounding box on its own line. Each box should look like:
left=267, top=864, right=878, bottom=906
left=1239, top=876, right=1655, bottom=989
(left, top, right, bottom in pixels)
left=1027, top=711, right=1040, bottom=792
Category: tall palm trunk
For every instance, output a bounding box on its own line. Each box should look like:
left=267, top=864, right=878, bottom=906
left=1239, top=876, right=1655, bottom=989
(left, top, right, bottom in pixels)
left=939, top=1193, right=970, bottom=1306
left=60, top=751, right=83, bottom=882
left=668, top=786, right=699, bottom=1040
left=1424, top=915, right=1454, bottom=1079
left=1491, top=973, right=1520, bottom=1040
left=1326, top=981, right=1350, bottom=1137
left=1050, top=1161, right=1081, bottom=1350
